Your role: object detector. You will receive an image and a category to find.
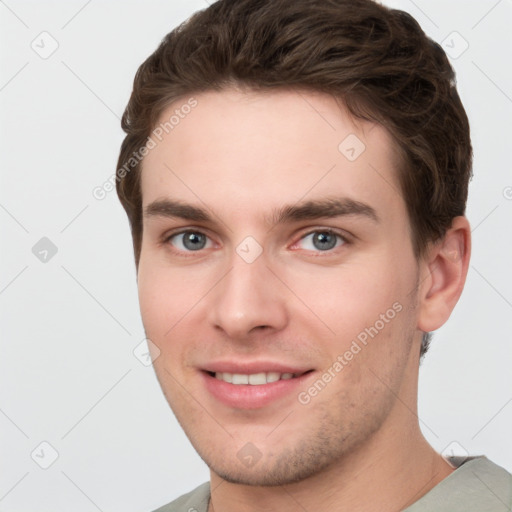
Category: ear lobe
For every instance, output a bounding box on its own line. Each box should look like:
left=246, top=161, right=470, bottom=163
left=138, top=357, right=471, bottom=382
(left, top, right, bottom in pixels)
left=417, top=216, right=471, bottom=333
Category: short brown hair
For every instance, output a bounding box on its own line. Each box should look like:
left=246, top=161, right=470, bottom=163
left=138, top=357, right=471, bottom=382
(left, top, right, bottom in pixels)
left=116, top=0, right=472, bottom=356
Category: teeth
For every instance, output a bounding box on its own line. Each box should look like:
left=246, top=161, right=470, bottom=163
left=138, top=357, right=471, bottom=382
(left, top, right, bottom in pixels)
left=248, top=373, right=266, bottom=385
left=214, top=371, right=297, bottom=385
left=266, top=372, right=280, bottom=383
left=232, top=373, right=249, bottom=384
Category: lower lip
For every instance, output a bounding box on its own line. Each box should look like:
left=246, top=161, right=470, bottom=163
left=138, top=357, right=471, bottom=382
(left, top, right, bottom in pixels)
left=201, top=371, right=314, bottom=409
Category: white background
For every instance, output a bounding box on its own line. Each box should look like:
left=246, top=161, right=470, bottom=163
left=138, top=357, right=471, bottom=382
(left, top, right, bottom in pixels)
left=1, top=0, right=511, bottom=510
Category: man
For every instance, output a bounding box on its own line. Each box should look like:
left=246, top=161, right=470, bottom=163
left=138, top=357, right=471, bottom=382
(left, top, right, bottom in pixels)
left=115, top=0, right=512, bottom=510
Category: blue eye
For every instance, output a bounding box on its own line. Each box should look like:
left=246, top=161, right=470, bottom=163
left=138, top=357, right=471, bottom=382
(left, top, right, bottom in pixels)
left=166, top=229, right=346, bottom=254
left=298, top=230, right=345, bottom=251
left=169, top=231, right=212, bottom=251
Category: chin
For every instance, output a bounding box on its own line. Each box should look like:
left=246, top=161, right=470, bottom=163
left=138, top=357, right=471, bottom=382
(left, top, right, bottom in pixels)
left=203, top=443, right=343, bottom=487
left=210, top=464, right=317, bottom=487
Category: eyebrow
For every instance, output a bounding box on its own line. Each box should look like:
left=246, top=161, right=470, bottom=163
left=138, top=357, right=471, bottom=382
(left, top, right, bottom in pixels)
left=143, top=197, right=379, bottom=225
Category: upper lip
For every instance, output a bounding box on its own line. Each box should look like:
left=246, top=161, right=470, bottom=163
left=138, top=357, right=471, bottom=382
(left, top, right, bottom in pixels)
left=202, top=361, right=313, bottom=375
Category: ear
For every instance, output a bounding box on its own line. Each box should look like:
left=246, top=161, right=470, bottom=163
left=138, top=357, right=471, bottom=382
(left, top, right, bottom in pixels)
left=417, top=216, right=471, bottom=333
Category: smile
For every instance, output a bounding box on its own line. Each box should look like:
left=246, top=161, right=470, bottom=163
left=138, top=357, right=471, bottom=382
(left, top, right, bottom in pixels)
left=213, top=371, right=298, bottom=385
left=202, top=369, right=314, bottom=409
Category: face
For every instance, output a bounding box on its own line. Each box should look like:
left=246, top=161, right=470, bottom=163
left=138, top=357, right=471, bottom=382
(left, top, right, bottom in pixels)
left=137, top=88, right=424, bottom=485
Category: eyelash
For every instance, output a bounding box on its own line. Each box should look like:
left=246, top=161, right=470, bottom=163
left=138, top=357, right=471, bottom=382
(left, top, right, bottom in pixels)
left=290, top=229, right=349, bottom=254
left=162, top=227, right=351, bottom=256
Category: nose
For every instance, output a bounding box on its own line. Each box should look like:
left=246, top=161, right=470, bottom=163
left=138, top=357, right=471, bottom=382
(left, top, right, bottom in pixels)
left=207, top=252, right=289, bottom=340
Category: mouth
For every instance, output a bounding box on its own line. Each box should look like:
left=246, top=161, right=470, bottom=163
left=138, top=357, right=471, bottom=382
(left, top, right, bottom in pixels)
left=205, top=370, right=313, bottom=385
left=201, top=366, right=315, bottom=409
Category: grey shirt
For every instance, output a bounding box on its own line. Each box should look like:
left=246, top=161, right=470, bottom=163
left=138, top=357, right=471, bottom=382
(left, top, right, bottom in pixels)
left=152, top=456, right=512, bottom=512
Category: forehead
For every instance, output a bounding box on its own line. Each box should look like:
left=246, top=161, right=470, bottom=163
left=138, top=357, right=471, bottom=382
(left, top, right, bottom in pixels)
left=140, top=88, right=406, bottom=226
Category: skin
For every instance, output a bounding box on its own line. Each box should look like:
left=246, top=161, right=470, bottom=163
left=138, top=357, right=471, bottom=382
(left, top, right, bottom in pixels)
left=137, top=88, right=471, bottom=512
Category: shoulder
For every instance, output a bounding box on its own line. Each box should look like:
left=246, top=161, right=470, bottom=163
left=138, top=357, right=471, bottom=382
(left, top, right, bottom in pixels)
left=405, top=456, right=512, bottom=512
left=150, top=482, right=210, bottom=512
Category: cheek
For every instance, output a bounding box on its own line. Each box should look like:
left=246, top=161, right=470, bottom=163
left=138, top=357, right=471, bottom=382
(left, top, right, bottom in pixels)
left=137, top=270, right=168, bottom=339
left=137, top=259, right=223, bottom=378
left=137, top=260, right=207, bottom=337
left=282, top=255, right=407, bottom=337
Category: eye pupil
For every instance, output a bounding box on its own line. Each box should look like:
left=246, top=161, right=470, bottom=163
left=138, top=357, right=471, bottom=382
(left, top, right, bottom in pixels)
left=183, top=232, right=206, bottom=250
left=313, top=231, right=337, bottom=251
